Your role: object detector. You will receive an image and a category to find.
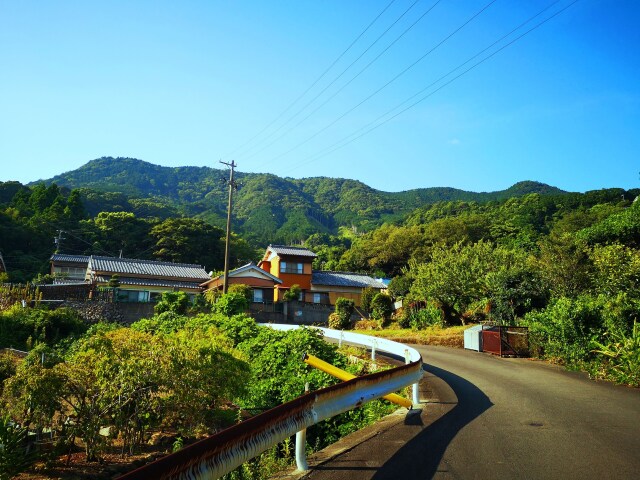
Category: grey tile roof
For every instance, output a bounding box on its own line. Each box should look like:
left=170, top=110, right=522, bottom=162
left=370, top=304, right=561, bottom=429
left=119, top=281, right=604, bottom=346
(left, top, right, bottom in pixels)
left=95, top=276, right=204, bottom=289
left=268, top=245, right=317, bottom=258
left=50, top=254, right=91, bottom=265
left=311, top=271, right=387, bottom=289
left=89, top=256, right=211, bottom=281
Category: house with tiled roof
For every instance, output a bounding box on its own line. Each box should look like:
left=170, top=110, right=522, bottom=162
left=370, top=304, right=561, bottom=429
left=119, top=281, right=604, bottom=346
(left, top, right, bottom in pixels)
left=258, top=244, right=385, bottom=306
left=50, top=254, right=211, bottom=302
left=200, top=262, right=282, bottom=303
left=87, top=256, right=210, bottom=302
left=310, top=271, right=387, bottom=305
left=50, top=254, right=90, bottom=282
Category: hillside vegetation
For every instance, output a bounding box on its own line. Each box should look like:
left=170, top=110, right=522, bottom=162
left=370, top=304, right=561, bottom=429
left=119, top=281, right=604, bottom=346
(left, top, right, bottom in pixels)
left=41, top=157, right=565, bottom=243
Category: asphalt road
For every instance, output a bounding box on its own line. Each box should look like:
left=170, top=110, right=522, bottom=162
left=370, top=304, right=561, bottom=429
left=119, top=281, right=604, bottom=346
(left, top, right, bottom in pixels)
left=300, top=345, right=640, bottom=480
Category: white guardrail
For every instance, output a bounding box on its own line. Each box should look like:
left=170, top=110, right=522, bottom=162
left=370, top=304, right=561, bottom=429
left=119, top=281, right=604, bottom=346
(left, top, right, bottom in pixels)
left=119, top=325, right=423, bottom=480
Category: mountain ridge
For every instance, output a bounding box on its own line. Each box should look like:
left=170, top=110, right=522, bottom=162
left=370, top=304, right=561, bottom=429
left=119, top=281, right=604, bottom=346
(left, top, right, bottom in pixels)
left=37, top=156, right=568, bottom=243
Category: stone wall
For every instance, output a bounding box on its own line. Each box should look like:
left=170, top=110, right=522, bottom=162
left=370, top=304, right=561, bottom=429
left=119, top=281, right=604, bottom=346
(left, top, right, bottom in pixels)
left=61, top=301, right=155, bottom=325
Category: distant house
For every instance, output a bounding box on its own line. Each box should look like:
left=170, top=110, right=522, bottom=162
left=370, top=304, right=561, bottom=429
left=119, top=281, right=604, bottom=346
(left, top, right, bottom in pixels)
left=258, top=245, right=316, bottom=302
left=258, top=244, right=386, bottom=306
left=87, top=256, right=210, bottom=302
left=200, top=262, right=282, bottom=303
left=49, top=254, right=211, bottom=302
left=309, top=271, right=387, bottom=306
left=50, top=254, right=90, bottom=282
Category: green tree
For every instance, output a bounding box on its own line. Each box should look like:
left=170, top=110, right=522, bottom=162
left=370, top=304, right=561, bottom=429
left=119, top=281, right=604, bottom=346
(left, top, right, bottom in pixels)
left=150, top=218, right=225, bottom=270
left=535, top=234, right=591, bottom=299
left=409, top=241, right=495, bottom=325
left=329, top=298, right=355, bottom=329
left=369, top=293, right=393, bottom=325
left=589, top=243, right=640, bottom=298
left=359, top=287, right=377, bottom=317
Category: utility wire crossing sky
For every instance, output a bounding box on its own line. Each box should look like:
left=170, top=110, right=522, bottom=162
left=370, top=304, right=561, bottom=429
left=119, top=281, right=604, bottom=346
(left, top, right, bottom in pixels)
left=0, top=0, right=638, bottom=193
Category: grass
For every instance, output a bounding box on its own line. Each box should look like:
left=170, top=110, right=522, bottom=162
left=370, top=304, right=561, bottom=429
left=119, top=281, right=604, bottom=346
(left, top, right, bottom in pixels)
left=354, top=324, right=468, bottom=348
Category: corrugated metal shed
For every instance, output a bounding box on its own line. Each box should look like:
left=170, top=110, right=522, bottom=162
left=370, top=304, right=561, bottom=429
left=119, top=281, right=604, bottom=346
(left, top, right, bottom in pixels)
left=311, top=271, right=386, bottom=289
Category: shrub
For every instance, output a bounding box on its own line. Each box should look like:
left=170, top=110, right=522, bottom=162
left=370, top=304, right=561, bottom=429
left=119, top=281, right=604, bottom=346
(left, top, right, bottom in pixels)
left=155, top=291, right=191, bottom=315
left=331, top=298, right=355, bottom=330
left=0, top=416, right=36, bottom=479
left=228, top=284, right=253, bottom=303
left=282, top=284, right=301, bottom=302
left=359, top=288, right=377, bottom=317
left=213, top=292, right=249, bottom=317
left=406, top=304, right=443, bottom=330
left=370, top=293, right=393, bottom=326
left=590, top=321, right=640, bottom=386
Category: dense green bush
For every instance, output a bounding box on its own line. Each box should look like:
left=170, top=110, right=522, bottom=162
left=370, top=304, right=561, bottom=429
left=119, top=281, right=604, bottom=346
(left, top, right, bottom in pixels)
left=0, top=305, right=86, bottom=350
left=154, top=291, right=191, bottom=315
left=228, top=284, right=253, bottom=303
left=590, top=321, right=640, bottom=386
left=400, top=303, right=443, bottom=330
left=330, top=298, right=355, bottom=330
left=359, top=287, right=377, bottom=316
left=213, top=292, right=250, bottom=316
left=370, top=293, right=393, bottom=325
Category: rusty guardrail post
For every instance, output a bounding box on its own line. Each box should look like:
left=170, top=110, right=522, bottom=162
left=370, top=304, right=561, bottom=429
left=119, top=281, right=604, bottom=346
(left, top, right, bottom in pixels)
left=295, top=383, right=310, bottom=471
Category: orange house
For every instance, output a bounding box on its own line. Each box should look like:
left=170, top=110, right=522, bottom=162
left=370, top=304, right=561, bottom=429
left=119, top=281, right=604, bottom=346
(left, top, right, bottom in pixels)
left=258, top=245, right=387, bottom=306
left=258, top=245, right=316, bottom=302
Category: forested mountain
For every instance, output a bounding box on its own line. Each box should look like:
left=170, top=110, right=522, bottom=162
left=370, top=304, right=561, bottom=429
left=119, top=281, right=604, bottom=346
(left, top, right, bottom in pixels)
left=41, top=157, right=566, bottom=241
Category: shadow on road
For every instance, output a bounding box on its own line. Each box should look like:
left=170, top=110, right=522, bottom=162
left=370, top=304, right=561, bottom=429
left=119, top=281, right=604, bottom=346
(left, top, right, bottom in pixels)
left=372, top=363, right=493, bottom=479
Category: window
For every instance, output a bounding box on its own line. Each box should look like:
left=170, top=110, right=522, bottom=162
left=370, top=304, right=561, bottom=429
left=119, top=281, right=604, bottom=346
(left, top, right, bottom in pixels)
left=312, top=293, right=329, bottom=304
left=116, top=290, right=149, bottom=303
left=253, top=289, right=263, bottom=303
left=53, top=266, right=86, bottom=279
left=280, top=262, right=304, bottom=274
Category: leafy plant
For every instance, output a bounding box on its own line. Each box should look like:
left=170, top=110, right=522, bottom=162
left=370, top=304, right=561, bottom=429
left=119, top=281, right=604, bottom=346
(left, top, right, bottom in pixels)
left=590, top=321, right=640, bottom=386
left=330, top=298, right=355, bottom=330
left=0, top=416, right=36, bottom=480
left=213, top=292, right=250, bottom=316
left=282, top=284, right=301, bottom=302
left=370, top=293, right=393, bottom=326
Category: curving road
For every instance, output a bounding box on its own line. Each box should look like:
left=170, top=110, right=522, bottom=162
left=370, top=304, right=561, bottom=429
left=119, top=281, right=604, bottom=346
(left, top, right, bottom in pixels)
left=302, top=345, right=640, bottom=480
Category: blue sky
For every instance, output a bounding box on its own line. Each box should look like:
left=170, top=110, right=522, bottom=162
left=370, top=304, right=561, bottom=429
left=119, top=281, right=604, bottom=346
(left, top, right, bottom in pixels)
left=1, top=0, right=638, bottom=193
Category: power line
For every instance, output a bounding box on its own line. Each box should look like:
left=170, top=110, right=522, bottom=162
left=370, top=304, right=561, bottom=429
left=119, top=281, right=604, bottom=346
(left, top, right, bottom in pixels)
left=226, top=0, right=398, bottom=160
left=265, top=0, right=499, bottom=165
left=289, top=0, right=579, bottom=170
left=240, top=0, right=442, bottom=163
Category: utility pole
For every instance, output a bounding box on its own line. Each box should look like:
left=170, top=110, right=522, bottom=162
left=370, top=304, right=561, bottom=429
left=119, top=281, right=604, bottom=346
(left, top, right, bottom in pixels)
left=220, top=160, right=237, bottom=294
left=54, top=230, right=65, bottom=254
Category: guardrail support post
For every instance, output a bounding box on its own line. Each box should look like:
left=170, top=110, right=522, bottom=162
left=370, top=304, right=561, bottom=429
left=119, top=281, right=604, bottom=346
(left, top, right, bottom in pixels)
left=371, top=340, right=376, bottom=361
left=405, top=349, right=420, bottom=406
left=295, top=382, right=310, bottom=471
